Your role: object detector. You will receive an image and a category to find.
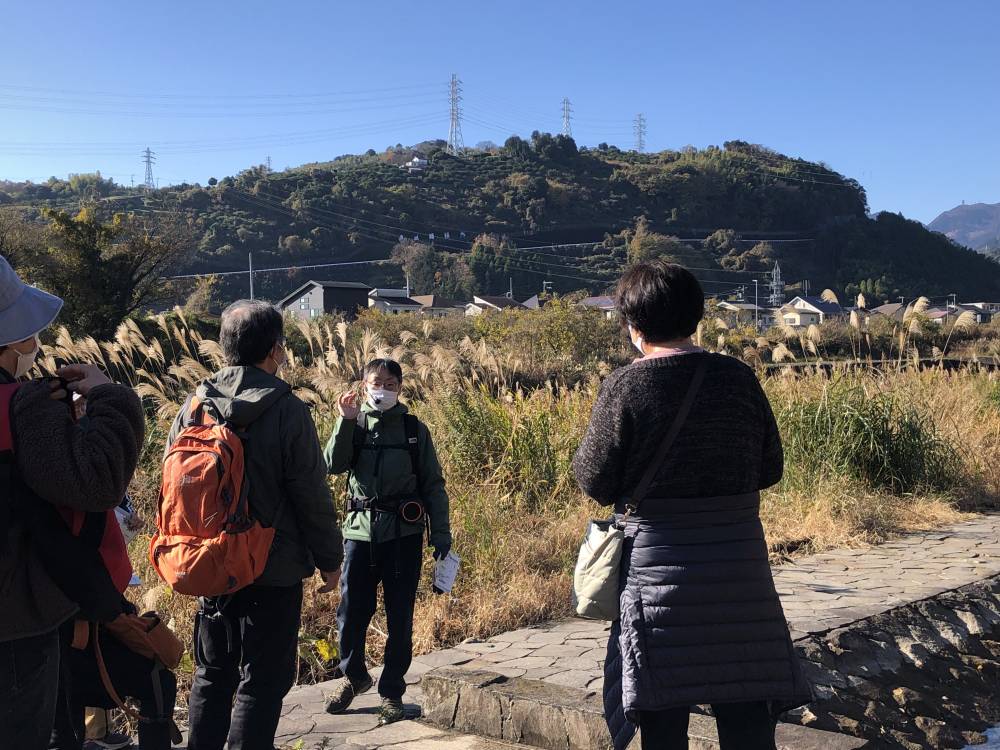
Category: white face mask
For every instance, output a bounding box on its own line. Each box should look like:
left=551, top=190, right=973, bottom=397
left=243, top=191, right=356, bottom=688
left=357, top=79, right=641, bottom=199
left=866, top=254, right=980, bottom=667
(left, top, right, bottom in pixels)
left=628, top=326, right=645, bottom=356
left=13, top=335, right=40, bottom=379
left=367, top=387, right=398, bottom=412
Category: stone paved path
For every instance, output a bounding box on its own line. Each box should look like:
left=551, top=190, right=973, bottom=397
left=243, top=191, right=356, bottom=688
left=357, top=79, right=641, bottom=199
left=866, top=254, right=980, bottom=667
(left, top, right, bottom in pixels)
left=270, top=513, right=1000, bottom=749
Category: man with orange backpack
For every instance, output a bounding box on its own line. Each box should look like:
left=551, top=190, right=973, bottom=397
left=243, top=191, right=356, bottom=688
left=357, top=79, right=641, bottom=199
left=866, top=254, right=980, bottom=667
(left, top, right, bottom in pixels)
left=158, top=300, right=343, bottom=750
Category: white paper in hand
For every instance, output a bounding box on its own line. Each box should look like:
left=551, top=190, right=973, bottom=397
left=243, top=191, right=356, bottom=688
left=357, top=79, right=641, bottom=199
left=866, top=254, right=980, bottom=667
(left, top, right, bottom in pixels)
left=433, top=551, right=461, bottom=593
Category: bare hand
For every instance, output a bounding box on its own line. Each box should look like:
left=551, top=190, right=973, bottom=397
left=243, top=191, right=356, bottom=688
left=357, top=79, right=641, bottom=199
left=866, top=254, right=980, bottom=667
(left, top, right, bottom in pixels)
left=56, top=364, right=112, bottom=396
left=337, top=391, right=360, bottom=420
left=317, top=569, right=341, bottom=594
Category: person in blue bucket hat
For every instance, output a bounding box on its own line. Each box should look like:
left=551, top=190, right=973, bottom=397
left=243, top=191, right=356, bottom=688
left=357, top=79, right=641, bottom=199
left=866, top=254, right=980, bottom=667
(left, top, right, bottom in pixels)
left=0, top=256, right=146, bottom=750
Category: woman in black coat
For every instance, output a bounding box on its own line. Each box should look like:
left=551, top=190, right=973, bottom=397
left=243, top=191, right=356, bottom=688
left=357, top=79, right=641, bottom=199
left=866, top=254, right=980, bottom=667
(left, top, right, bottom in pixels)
left=572, top=260, right=811, bottom=750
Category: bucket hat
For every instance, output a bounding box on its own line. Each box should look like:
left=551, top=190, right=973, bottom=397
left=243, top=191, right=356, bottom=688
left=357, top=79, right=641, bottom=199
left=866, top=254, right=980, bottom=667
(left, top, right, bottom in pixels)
left=0, top=256, right=63, bottom=347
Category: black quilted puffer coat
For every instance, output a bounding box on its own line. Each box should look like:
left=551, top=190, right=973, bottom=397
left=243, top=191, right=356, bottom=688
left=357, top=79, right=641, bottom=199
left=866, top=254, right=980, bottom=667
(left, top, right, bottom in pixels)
left=572, top=352, right=811, bottom=749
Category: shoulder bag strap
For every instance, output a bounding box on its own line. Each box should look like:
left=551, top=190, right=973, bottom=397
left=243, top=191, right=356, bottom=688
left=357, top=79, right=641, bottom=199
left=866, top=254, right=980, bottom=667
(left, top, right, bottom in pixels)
left=626, top=356, right=709, bottom=516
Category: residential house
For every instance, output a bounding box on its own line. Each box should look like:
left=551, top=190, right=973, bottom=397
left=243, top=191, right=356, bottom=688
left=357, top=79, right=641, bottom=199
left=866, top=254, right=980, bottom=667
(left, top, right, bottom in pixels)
left=402, top=157, right=428, bottom=173
left=465, top=295, right=526, bottom=316
left=961, top=302, right=999, bottom=322
left=578, top=295, right=617, bottom=319
left=925, top=308, right=951, bottom=326
left=716, top=301, right=775, bottom=328
left=277, top=280, right=372, bottom=321
left=410, top=295, right=465, bottom=317
left=871, top=302, right=906, bottom=322
left=368, top=288, right=423, bottom=315
left=782, top=296, right=845, bottom=326
left=778, top=304, right=821, bottom=328
left=521, top=294, right=541, bottom=310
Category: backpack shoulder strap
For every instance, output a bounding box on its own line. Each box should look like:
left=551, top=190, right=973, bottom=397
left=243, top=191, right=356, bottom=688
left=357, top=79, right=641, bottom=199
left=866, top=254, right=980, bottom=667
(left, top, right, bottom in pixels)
left=404, top=414, right=423, bottom=497
left=178, top=393, right=207, bottom=429
left=0, top=384, right=20, bottom=554
left=0, top=383, right=21, bottom=455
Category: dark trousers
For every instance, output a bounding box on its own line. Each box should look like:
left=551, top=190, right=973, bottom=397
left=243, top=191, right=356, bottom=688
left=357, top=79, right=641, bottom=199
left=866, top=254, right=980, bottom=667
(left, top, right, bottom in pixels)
left=337, top=535, right=423, bottom=701
left=49, top=620, right=177, bottom=750
left=187, top=582, right=303, bottom=750
left=640, top=702, right=777, bottom=750
left=0, top=628, right=61, bottom=750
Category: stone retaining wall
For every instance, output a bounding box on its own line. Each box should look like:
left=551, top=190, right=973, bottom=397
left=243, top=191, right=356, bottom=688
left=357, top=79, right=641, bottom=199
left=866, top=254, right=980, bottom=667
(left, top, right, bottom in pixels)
left=794, top=574, right=1000, bottom=748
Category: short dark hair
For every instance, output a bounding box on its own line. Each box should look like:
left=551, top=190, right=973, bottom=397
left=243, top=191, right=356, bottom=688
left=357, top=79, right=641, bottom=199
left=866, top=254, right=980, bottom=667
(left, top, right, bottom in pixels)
left=363, top=358, right=403, bottom=383
left=220, top=300, right=284, bottom=366
left=615, top=260, right=704, bottom=342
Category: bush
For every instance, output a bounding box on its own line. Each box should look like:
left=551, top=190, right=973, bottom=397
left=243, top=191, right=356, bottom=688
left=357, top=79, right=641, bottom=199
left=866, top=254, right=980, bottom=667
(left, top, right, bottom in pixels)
left=774, top=376, right=960, bottom=494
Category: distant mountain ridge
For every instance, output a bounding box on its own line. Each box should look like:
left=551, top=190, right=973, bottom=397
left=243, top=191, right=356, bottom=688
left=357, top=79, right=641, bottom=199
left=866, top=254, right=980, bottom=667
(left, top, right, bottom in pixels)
left=928, top=201, right=1000, bottom=252
left=5, top=138, right=1000, bottom=302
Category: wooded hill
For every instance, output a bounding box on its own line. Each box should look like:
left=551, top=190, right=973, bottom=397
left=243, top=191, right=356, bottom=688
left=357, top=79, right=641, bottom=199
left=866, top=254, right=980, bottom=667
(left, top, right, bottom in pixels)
left=4, top=136, right=1000, bottom=305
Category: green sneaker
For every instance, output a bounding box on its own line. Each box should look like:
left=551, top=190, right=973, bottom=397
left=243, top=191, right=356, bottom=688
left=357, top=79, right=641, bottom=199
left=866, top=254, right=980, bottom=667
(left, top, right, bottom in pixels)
left=378, top=697, right=406, bottom=726
left=325, top=675, right=373, bottom=714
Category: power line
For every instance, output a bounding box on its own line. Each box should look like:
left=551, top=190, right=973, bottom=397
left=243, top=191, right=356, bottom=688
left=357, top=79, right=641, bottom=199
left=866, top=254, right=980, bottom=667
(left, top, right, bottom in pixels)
left=447, top=74, right=465, bottom=156
left=0, top=81, right=443, bottom=102
left=164, top=258, right=391, bottom=281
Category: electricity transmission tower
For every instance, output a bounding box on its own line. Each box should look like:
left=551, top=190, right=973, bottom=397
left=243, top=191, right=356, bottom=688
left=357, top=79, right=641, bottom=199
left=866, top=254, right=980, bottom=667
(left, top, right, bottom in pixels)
left=768, top=262, right=785, bottom=307
left=633, top=114, right=647, bottom=153
left=561, top=97, right=573, bottom=137
left=142, top=148, right=156, bottom=190
left=265, top=155, right=272, bottom=173
left=447, top=74, right=465, bottom=156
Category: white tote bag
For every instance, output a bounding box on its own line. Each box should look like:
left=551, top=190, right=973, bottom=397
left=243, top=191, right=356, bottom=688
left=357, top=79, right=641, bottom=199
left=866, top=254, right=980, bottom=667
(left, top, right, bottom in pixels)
left=573, top=518, right=626, bottom=620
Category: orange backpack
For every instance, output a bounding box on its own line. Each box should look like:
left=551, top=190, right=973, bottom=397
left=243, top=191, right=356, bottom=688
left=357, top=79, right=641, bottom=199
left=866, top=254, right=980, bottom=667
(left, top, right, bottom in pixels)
left=149, top=397, right=275, bottom=596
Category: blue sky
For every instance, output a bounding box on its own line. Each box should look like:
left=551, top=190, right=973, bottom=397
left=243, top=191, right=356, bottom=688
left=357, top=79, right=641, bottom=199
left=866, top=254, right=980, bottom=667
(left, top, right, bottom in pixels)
left=0, top=0, right=996, bottom=223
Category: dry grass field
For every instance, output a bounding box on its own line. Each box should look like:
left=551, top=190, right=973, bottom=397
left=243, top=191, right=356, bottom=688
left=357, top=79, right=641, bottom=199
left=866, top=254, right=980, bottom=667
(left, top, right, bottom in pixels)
left=39, top=306, right=1000, bottom=688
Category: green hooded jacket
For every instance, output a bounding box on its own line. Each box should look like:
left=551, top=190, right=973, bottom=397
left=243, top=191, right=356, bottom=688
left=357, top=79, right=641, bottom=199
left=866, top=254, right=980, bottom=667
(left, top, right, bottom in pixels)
left=325, top=401, right=451, bottom=549
left=166, top=366, right=343, bottom=587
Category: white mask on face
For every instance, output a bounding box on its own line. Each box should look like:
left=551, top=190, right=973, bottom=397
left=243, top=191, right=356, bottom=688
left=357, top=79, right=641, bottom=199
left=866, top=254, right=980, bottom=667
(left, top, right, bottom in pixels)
left=367, top=387, right=398, bottom=412
left=628, top=326, right=645, bottom=356
left=13, top=336, right=40, bottom=379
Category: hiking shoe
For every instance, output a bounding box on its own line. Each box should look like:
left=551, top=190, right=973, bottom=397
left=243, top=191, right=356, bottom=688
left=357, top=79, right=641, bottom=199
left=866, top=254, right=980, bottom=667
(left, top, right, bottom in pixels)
left=378, top=697, right=406, bottom=726
left=325, top=675, right=373, bottom=714
left=84, top=732, right=133, bottom=750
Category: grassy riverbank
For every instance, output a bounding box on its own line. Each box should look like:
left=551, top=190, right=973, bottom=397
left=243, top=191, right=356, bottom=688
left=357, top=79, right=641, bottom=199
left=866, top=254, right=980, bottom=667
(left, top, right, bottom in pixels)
left=43, top=308, right=1000, bottom=687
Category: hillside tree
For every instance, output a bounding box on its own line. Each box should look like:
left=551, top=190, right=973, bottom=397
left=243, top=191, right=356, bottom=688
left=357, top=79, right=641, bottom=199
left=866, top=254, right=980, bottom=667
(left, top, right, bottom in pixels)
left=21, top=208, right=194, bottom=338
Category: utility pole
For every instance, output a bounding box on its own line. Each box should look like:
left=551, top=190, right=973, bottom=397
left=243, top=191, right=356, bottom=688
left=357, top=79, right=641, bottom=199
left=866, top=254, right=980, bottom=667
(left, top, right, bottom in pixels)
left=142, top=148, right=156, bottom=191
left=633, top=113, right=647, bottom=153
left=248, top=252, right=255, bottom=300
left=561, top=97, right=573, bottom=137
left=506, top=277, right=514, bottom=300
left=447, top=74, right=465, bottom=156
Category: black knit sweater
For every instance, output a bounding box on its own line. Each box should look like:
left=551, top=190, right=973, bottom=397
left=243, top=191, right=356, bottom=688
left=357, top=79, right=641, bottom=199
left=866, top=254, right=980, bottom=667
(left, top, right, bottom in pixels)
left=572, top=352, right=783, bottom=507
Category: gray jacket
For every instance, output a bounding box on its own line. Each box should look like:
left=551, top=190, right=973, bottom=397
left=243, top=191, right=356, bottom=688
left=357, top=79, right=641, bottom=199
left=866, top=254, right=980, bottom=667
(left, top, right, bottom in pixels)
left=166, top=366, right=343, bottom=586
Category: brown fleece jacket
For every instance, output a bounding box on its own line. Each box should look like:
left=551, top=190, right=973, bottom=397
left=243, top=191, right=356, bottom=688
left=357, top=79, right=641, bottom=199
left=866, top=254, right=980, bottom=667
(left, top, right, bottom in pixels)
left=0, top=376, right=145, bottom=642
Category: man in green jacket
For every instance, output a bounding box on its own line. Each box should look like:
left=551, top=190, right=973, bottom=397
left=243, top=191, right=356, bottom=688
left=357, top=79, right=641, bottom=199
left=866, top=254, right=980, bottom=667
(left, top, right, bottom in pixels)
left=324, top=358, right=451, bottom=725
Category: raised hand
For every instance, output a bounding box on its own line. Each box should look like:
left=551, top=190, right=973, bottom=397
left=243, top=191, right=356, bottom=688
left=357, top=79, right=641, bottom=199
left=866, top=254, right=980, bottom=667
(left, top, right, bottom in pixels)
left=337, top=390, right=360, bottom=420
